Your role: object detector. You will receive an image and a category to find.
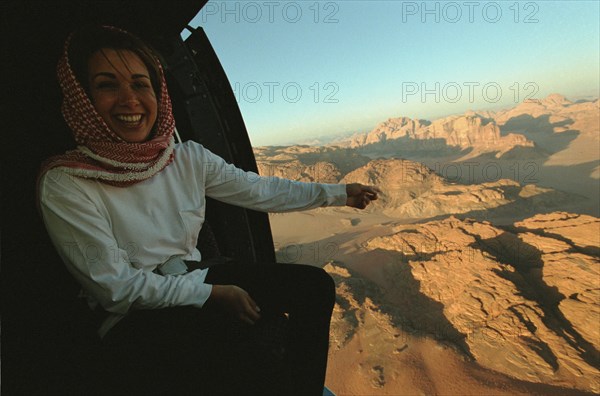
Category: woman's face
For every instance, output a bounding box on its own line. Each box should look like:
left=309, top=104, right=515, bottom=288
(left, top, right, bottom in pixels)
left=87, top=48, right=158, bottom=143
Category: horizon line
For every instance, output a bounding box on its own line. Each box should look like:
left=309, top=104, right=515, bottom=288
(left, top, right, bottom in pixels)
left=251, top=92, right=599, bottom=148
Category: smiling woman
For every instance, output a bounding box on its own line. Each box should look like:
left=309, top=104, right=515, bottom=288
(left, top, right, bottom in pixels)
left=67, top=26, right=163, bottom=143
left=42, top=25, right=177, bottom=187
left=87, top=49, right=158, bottom=142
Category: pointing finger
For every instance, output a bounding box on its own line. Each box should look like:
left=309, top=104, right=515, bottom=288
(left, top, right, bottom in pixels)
left=362, top=185, right=381, bottom=198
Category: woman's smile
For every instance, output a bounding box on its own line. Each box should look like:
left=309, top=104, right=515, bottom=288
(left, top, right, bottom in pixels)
left=115, top=113, right=143, bottom=123
left=113, top=113, right=145, bottom=128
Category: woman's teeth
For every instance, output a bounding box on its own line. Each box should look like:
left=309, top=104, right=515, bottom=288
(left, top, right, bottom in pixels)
left=115, top=114, right=142, bottom=123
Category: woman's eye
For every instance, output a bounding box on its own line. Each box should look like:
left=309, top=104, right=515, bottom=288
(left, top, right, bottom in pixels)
left=95, top=81, right=117, bottom=90
left=133, top=81, right=151, bottom=90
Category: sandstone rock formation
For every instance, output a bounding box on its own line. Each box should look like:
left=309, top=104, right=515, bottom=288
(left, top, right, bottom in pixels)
left=254, top=145, right=370, bottom=182
left=338, top=113, right=535, bottom=158
left=343, top=117, right=429, bottom=147
left=261, top=93, right=599, bottom=393
left=328, top=213, right=599, bottom=393
left=255, top=94, right=598, bottom=215
left=256, top=159, right=341, bottom=184
left=513, top=212, right=600, bottom=356
left=336, top=94, right=597, bottom=162
left=494, top=94, right=600, bottom=167
left=340, top=158, right=444, bottom=211
left=340, top=158, right=581, bottom=220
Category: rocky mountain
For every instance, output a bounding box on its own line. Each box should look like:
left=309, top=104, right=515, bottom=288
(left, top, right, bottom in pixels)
left=340, top=158, right=581, bottom=221
left=254, top=145, right=371, bottom=183
left=255, top=149, right=585, bottom=222
left=324, top=212, right=600, bottom=394
left=334, top=94, right=597, bottom=162
left=495, top=93, right=590, bottom=126
left=336, top=113, right=535, bottom=158
left=340, top=159, right=444, bottom=209
left=256, top=93, right=599, bottom=216
left=494, top=94, right=600, bottom=166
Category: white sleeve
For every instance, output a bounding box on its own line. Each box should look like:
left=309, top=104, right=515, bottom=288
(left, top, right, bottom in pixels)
left=198, top=145, right=347, bottom=212
left=39, top=171, right=212, bottom=314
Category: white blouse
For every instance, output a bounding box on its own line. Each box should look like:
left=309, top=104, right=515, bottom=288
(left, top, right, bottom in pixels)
left=39, top=141, right=347, bottom=336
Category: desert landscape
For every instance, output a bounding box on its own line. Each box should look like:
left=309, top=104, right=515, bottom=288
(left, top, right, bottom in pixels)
left=256, top=94, right=599, bottom=395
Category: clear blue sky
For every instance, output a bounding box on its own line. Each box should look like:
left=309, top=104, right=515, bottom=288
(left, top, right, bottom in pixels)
left=185, top=1, right=600, bottom=146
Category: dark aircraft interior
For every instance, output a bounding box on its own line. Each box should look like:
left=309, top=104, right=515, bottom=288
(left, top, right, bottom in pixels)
left=2, top=1, right=304, bottom=394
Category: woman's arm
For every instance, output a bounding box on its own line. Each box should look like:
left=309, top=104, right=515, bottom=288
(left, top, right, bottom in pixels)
left=197, top=144, right=348, bottom=212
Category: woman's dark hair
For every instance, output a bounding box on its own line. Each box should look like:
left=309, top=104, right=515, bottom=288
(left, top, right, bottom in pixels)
left=68, top=25, right=162, bottom=100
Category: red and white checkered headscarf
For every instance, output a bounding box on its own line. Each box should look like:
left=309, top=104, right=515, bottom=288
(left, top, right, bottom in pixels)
left=39, top=26, right=175, bottom=186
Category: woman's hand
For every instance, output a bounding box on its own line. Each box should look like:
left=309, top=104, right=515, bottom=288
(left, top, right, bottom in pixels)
left=209, top=284, right=261, bottom=325
left=346, top=183, right=381, bottom=209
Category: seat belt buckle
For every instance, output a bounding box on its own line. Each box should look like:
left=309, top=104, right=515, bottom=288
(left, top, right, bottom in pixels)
left=156, top=256, right=188, bottom=276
